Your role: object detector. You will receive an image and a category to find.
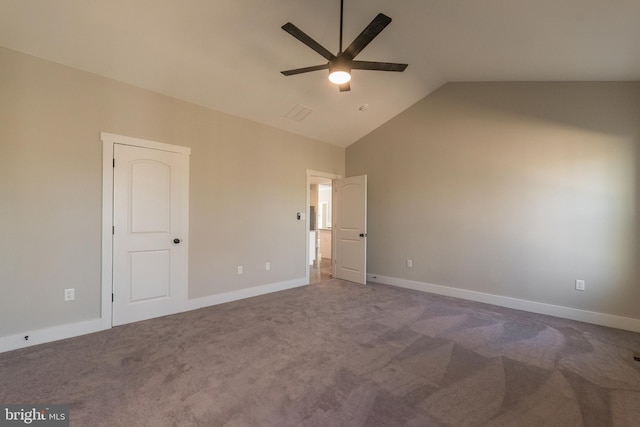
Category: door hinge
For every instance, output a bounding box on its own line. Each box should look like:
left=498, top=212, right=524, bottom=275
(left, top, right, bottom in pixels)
left=113, top=158, right=115, bottom=168
left=112, top=225, right=115, bottom=235
left=112, top=293, right=114, bottom=302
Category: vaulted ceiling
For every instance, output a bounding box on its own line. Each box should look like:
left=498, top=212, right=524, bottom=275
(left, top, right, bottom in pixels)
left=1, top=0, right=639, bottom=147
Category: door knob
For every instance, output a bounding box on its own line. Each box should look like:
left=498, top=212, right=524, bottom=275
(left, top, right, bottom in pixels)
left=173, top=238, right=181, bottom=244
left=359, top=233, right=367, bottom=237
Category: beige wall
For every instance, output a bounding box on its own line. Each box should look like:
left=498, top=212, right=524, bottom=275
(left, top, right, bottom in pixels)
left=0, top=47, right=344, bottom=337
left=3, top=43, right=638, bottom=339
left=347, top=82, right=640, bottom=320
left=310, top=184, right=318, bottom=214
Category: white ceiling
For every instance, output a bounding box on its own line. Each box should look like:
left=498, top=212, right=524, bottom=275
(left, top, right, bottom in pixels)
left=1, top=0, right=639, bottom=147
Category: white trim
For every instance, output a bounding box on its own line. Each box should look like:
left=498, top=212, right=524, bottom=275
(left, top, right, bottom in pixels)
left=100, top=132, right=191, bottom=331
left=306, top=170, right=342, bottom=283
left=186, top=278, right=308, bottom=311
left=0, top=278, right=307, bottom=354
left=101, top=138, right=114, bottom=330
left=0, top=319, right=103, bottom=354
left=101, top=132, right=191, bottom=155
left=368, top=274, right=640, bottom=333
left=306, top=170, right=342, bottom=180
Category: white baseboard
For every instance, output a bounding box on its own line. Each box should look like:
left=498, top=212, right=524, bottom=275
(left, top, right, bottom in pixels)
left=186, top=277, right=308, bottom=311
left=0, top=278, right=309, bottom=354
left=367, top=274, right=640, bottom=333
left=0, top=318, right=105, bottom=354
left=12, top=274, right=633, bottom=354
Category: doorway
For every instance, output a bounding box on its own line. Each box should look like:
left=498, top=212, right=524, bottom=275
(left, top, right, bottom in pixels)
left=306, top=170, right=341, bottom=284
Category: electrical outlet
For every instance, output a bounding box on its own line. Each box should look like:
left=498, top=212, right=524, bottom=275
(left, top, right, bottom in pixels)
left=265, top=262, right=271, bottom=271
left=64, top=288, right=75, bottom=301
left=575, top=280, right=585, bottom=291
left=406, top=259, right=413, bottom=268
left=237, top=266, right=243, bottom=275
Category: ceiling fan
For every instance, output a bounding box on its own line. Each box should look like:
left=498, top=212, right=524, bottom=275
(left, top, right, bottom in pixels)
left=280, top=0, right=408, bottom=92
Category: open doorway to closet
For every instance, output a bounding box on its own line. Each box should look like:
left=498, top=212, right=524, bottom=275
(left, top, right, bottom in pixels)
left=307, top=170, right=340, bottom=284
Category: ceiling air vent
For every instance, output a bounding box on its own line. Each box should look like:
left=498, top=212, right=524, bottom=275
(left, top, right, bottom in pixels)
left=285, top=104, right=313, bottom=122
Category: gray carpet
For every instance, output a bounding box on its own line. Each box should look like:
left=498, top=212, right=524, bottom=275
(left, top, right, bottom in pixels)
left=1, top=279, right=640, bottom=426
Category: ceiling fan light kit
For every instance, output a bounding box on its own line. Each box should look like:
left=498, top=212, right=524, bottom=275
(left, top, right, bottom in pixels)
left=281, top=0, right=408, bottom=92
left=328, top=56, right=352, bottom=84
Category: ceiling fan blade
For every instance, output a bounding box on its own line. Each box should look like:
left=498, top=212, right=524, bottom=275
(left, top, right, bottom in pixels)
left=282, top=22, right=336, bottom=61
left=281, top=64, right=329, bottom=76
left=339, top=82, right=351, bottom=92
left=352, top=61, right=408, bottom=72
left=343, top=13, right=392, bottom=59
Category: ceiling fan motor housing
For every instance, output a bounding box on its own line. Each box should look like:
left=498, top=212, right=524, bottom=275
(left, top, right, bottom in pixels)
left=330, top=55, right=352, bottom=74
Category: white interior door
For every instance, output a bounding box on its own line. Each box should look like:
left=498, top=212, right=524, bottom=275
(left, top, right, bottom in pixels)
left=112, top=144, right=188, bottom=326
left=333, top=175, right=367, bottom=284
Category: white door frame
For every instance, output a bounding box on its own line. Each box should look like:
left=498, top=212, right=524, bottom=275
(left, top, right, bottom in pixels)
left=101, top=132, right=191, bottom=329
left=306, top=169, right=341, bottom=284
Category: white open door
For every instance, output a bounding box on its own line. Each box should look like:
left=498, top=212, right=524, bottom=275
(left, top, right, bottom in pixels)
left=112, top=143, right=188, bottom=326
left=333, top=175, right=367, bottom=284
